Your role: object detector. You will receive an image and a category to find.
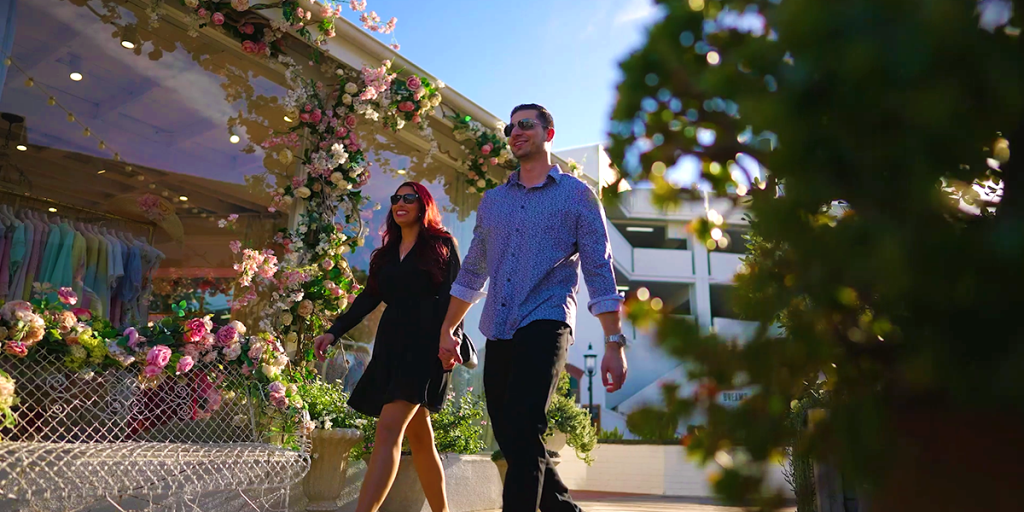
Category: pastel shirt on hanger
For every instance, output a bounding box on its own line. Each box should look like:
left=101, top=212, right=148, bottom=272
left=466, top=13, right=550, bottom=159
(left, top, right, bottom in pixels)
left=94, top=237, right=110, bottom=318
left=44, top=224, right=76, bottom=302
left=40, top=221, right=64, bottom=287
left=70, top=231, right=87, bottom=298
left=23, top=218, right=48, bottom=298
left=8, top=221, right=25, bottom=282
left=82, top=232, right=99, bottom=300
left=0, top=228, right=10, bottom=297
left=11, top=220, right=33, bottom=300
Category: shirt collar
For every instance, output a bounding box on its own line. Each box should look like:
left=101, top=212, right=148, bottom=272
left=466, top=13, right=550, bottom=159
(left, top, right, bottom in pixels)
left=507, top=165, right=564, bottom=189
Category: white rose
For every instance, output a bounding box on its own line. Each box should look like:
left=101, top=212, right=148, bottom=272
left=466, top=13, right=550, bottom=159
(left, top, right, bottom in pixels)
left=281, top=312, right=293, bottom=325
left=223, top=343, right=242, bottom=361
left=344, top=82, right=358, bottom=94
left=278, top=149, right=293, bottom=165
left=286, top=332, right=298, bottom=346
left=419, top=99, right=431, bottom=110
left=467, top=186, right=477, bottom=193
left=228, top=320, right=247, bottom=336
left=282, top=196, right=294, bottom=205
left=477, top=179, right=486, bottom=188
left=396, top=119, right=405, bottom=130
left=329, top=172, right=344, bottom=185
left=431, top=94, right=442, bottom=107
left=261, top=364, right=280, bottom=378
left=294, top=186, right=311, bottom=198
left=342, top=94, right=352, bottom=105
left=184, top=0, right=198, bottom=7
left=274, top=354, right=289, bottom=368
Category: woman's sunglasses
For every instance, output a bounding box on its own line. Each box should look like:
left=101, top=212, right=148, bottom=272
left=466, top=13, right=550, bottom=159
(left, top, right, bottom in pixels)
left=390, top=193, right=420, bottom=205
left=503, top=118, right=545, bottom=138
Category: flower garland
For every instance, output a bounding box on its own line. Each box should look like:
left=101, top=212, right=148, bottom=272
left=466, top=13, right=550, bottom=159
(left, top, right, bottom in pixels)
left=172, top=0, right=398, bottom=60
left=449, top=114, right=516, bottom=194
left=230, top=56, right=442, bottom=361
left=0, top=290, right=306, bottom=436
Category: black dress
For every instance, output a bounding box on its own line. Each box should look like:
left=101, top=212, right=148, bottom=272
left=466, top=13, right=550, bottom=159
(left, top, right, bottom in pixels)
left=326, top=235, right=458, bottom=417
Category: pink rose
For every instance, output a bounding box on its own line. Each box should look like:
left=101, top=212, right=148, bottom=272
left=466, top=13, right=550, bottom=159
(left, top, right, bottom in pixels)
left=229, top=240, right=241, bottom=254
left=222, top=343, right=242, bottom=361
left=242, top=23, right=255, bottom=35
left=336, top=127, right=349, bottom=138
left=199, top=333, right=217, bottom=350
left=330, top=287, right=343, bottom=297
left=58, top=287, right=78, bottom=306
left=177, top=356, right=195, bottom=374
left=212, top=12, right=225, bottom=25
left=268, top=381, right=288, bottom=409
left=304, top=104, right=313, bottom=112
left=72, top=308, right=92, bottom=320
left=490, top=157, right=498, bottom=166
left=248, top=343, right=265, bottom=361
left=58, top=311, right=76, bottom=333
left=347, top=294, right=357, bottom=304
left=256, top=41, right=268, bottom=55
left=398, top=101, right=415, bottom=112
left=241, top=40, right=259, bottom=54
left=480, top=143, right=493, bottom=155
left=299, top=112, right=311, bottom=123
left=310, top=110, right=323, bottom=123
left=146, top=345, right=172, bottom=368
left=296, top=8, right=305, bottom=19
left=412, top=114, right=421, bottom=124
left=241, top=363, right=253, bottom=375
left=322, top=259, right=334, bottom=270
left=203, top=350, right=218, bottom=363
left=345, top=115, right=358, bottom=129
left=325, top=28, right=336, bottom=38
left=216, top=325, right=239, bottom=346
left=186, top=318, right=207, bottom=336
left=197, top=8, right=208, bottom=18
left=143, top=365, right=163, bottom=378
left=4, top=341, right=27, bottom=358
left=406, top=76, right=422, bottom=91
left=125, top=327, right=142, bottom=350
left=183, top=344, right=200, bottom=359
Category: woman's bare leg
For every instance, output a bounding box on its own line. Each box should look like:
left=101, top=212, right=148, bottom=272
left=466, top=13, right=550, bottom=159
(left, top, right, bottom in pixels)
left=355, top=400, right=420, bottom=512
left=406, top=407, right=449, bottom=512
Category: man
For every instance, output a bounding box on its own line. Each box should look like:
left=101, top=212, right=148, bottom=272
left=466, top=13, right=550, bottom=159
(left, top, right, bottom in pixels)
left=439, top=104, right=628, bottom=512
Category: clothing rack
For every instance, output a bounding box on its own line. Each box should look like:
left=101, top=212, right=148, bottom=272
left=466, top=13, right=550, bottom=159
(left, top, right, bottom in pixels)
left=0, top=188, right=154, bottom=243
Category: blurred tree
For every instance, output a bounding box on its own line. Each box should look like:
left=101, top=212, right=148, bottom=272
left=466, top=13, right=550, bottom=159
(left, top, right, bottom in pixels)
left=608, top=1, right=1023, bottom=510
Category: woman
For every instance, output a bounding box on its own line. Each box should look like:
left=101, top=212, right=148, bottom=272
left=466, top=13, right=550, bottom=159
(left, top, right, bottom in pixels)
left=314, top=182, right=459, bottom=512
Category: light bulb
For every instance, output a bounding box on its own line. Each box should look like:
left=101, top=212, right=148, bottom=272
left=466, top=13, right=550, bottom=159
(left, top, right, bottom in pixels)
left=178, top=196, right=189, bottom=202
left=15, top=144, right=27, bottom=152
left=121, top=40, right=136, bottom=50
left=229, top=134, right=240, bottom=144
left=69, top=72, right=83, bottom=81
left=48, top=207, right=57, bottom=213
left=97, top=169, right=106, bottom=174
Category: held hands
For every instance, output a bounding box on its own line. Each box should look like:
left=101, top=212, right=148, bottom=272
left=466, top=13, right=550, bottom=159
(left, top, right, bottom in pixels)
left=313, top=333, right=335, bottom=362
left=438, top=328, right=462, bottom=370
left=601, top=343, right=628, bottom=392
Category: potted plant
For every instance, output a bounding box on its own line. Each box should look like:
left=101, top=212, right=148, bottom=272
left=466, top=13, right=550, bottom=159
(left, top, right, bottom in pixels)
left=544, top=373, right=598, bottom=465
left=297, top=379, right=365, bottom=512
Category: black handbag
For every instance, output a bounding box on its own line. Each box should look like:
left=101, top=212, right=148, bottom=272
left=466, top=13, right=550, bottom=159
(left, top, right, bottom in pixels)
left=453, top=323, right=479, bottom=370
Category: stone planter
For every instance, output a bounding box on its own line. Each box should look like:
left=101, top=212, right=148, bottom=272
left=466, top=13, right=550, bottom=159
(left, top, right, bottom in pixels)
left=378, top=453, right=502, bottom=512
left=303, top=428, right=363, bottom=511
left=545, top=430, right=567, bottom=466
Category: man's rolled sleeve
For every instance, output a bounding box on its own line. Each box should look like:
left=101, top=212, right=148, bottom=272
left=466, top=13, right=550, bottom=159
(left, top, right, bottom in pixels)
left=576, top=185, right=625, bottom=316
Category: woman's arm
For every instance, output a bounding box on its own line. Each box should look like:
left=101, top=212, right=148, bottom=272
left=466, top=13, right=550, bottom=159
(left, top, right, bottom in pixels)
left=325, top=285, right=382, bottom=341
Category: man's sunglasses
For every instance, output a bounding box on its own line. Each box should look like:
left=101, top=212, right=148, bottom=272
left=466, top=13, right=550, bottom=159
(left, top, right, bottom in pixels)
left=390, top=193, right=420, bottom=205
left=503, top=118, right=545, bottom=138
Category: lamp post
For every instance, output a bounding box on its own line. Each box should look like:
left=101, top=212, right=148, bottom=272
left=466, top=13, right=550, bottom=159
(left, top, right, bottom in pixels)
left=584, top=343, right=597, bottom=424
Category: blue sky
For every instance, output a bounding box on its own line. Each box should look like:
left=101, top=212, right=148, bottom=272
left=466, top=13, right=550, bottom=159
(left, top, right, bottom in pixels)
left=350, top=0, right=663, bottom=150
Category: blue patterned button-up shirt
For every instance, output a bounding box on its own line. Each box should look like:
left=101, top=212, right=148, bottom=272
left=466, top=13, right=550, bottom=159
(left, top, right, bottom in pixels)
left=451, top=165, right=623, bottom=340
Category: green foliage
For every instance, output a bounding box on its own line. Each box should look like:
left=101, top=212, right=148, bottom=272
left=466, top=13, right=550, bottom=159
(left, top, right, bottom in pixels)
left=546, top=373, right=598, bottom=464
left=598, top=426, right=625, bottom=441
left=297, top=380, right=360, bottom=430
left=783, top=384, right=827, bottom=512
left=431, top=390, right=488, bottom=455
left=610, top=0, right=1024, bottom=508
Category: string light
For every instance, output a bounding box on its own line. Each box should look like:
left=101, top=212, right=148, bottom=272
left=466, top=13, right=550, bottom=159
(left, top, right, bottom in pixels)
left=15, top=144, right=27, bottom=152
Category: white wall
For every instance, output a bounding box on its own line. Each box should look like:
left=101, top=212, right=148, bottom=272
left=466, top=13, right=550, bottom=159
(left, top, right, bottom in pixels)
left=557, top=443, right=794, bottom=499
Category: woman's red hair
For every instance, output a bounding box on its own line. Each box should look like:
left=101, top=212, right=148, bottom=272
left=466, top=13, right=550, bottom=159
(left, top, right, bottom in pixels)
left=367, top=182, right=453, bottom=292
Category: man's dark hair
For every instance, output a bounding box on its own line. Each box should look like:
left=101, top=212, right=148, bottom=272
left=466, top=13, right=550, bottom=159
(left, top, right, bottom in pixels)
left=511, top=103, right=554, bottom=129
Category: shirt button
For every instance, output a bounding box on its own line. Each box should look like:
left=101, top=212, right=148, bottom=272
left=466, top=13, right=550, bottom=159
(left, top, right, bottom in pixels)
left=507, top=278, right=511, bottom=282
left=520, top=205, right=525, bottom=209
left=501, top=303, right=506, bottom=307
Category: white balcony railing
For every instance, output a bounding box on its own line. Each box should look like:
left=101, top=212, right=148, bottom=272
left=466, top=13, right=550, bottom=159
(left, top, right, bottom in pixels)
left=709, top=252, right=745, bottom=283
left=618, top=189, right=747, bottom=223
left=632, top=248, right=694, bottom=280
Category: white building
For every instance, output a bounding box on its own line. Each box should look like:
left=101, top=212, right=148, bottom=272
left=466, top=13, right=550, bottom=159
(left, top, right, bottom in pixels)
left=554, top=144, right=763, bottom=438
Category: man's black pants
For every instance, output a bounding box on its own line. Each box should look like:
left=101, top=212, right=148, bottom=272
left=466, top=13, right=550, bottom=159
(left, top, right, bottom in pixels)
left=484, top=320, right=583, bottom=512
